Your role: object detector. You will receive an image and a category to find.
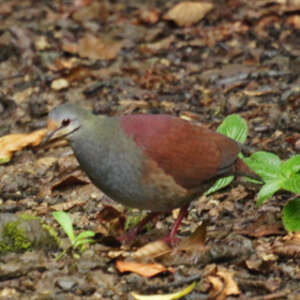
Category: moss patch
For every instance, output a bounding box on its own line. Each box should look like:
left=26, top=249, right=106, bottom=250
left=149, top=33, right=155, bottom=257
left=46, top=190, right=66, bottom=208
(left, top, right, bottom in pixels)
left=0, top=214, right=60, bottom=255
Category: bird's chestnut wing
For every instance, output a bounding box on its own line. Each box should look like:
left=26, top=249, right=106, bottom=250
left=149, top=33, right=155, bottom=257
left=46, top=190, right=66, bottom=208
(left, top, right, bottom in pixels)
left=121, top=115, right=240, bottom=189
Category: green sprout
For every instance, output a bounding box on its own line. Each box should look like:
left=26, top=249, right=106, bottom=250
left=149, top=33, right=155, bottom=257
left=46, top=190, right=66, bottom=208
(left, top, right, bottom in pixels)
left=52, top=211, right=95, bottom=259
left=205, top=114, right=248, bottom=195
left=244, top=152, right=300, bottom=232
left=205, top=114, right=300, bottom=232
left=244, top=152, right=300, bottom=205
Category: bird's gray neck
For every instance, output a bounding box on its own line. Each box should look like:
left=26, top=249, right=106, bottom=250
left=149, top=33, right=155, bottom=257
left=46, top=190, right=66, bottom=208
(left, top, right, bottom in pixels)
left=69, top=115, right=119, bottom=166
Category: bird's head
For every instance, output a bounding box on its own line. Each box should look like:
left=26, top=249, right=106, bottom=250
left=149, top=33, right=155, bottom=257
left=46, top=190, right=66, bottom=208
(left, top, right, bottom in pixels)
left=43, top=103, right=90, bottom=144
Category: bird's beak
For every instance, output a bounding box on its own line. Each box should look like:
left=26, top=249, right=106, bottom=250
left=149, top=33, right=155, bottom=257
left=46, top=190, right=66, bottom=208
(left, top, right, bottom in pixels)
left=41, top=120, right=69, bottom=145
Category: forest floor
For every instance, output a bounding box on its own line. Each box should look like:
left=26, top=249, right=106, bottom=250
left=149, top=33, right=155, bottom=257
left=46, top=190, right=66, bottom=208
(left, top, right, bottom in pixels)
left=0, top=0, right=299, bottom=299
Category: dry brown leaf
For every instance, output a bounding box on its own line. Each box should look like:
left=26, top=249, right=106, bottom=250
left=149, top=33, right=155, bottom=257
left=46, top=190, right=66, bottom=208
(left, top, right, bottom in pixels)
left=0, top=129, right=47, bottom=164
left=139, top=36, right=175, bottom=54
left=72, top=1, right=108, bottom=23
left=238, top=223, right=283, bottom=238
left=207, top=275, right=224, bottom=299
left=51, top=174, right=89, bottom=191
left=62, top=34, right=123, bottom=60
left=133, top=240, right=171, bottom=260
left=273, top=233, right=300, bottom=257
left=286, top=15, right=300, bottom=29
left=207, top=266, right=240, bottom=300
left=96, top=205, right=126, bottom=236
left=51, top=199, right=87, bottom=211
left=48, top=58, right=77, bottom=72
left=238, top=215, right=283, bottom=238
left=164, top=2, right=214, bottom=27
left=0, top=1, right=16, bottom=15
left=138, top=9, right=160, bottom=24
left=116, top=260, right=172, bottom=278
left=175, top=222, right=207, bottom=253
left=243, top=88, right=275, bottom=97
left=217, top=268, right=240, bottom=297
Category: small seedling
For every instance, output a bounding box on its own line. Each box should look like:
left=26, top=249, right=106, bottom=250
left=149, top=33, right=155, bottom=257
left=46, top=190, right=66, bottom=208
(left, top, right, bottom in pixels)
left=206, top=114, right=248, bottom=195
left=244, top=152, right=300, bottom=205
left=244, top=152, right=300, bottom=232
left=205, top=115, right=300, bottom=232
left=52, top=211, right=95, bottom=259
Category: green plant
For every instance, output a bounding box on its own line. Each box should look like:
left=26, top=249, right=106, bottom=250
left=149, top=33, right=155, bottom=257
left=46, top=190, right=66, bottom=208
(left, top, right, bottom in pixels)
left=205, top=114, right=248, bottom=195
left=244, top=152, right=300, bottom=205
left=52, top=211, right=95, bottom=259
left=244, top=152, right=300, bottom=232
left=206, top=114, right=300, bottom=233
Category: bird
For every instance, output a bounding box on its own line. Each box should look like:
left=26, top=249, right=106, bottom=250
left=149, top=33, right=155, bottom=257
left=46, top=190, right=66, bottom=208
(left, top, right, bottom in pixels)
left=44, top=103, right=259, bottom=245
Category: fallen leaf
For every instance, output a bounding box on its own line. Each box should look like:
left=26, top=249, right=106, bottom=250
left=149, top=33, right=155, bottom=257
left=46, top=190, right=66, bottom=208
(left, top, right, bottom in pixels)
left=116, top=260, right=171, bottom=278
left=138, top=8, right=160, bottom=24
left=51, top=174, right=89, bottom=191
left=72, top=1, right=108, bottom=23
left=62, top=33, right=123, bottom=60
left=207, top=266, right=240, bottom=300
left=238, top=215, right=283, bottom=238
left=238, top=223, right=283, bottom=238
left=207, top=275, right=223, bottom=299
left=273, top=233, right=300, bottom=257
left=133, top=240, right=171, bottom=260
left=97, top=205, right=124, bottom=223
left=96, top=205, right=126, bottom=236
left=131, top=282, right=195, bottom=300
left=286, top=15, right=300, bottom=29
left=51, top=199, right=87, bottom=211
left=0, top=1, right=16, bottom=15
left=217, top=268, right=240, bottom=296
left=164, top=2, right=214, bottom=27
left=139, top=36, right=175, bottom=54
left=175, top=222, right=207, bottom=253
left=0, top=129, right=47, bottom=164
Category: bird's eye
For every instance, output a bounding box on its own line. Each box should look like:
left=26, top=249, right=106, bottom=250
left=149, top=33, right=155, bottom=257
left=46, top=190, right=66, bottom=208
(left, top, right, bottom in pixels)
left=62, top=119, right=71, bottom=127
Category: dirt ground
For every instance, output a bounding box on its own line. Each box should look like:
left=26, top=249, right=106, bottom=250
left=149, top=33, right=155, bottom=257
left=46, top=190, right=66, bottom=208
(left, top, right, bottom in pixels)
left=0, top=0, right=299, bottom=299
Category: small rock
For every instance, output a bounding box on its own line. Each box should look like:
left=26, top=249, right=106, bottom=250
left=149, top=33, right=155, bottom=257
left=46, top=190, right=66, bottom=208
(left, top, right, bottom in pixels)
left=51, top=78, right=69, bottom=90
left=56, top=277, right=77, bottom=291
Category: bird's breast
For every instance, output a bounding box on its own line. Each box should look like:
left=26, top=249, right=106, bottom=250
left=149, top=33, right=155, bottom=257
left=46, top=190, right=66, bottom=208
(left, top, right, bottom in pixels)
left=70, top=122, right=194, bottom=212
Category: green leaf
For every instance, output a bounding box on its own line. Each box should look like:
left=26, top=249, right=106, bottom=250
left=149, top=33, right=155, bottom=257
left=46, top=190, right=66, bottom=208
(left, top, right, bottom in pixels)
left=73, top=239, right=94, bottom=249
left=244, top=152, right=281, bottom=182
left=52, top=211, right=75, bottom=242
left=131, top=282, right=195, bottom=300
left=76, top=231, right=95, bottom=240
left=206, top=115, right=248, bottom=194
left=205, top=176, right=234, bottom=195
left=282, top=198, right=300, bottom=232
left=257, top=181, right=281, bottom=206
left=217, top=114, right=248, bottom=143
left=0, top=156, right=11, bottom=164
left=280, top=155, right=300, bottom=177
left=281, top=174, right=300, bottom=194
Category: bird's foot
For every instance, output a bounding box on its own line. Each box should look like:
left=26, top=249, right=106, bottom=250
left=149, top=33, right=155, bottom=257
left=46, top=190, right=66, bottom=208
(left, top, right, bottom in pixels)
left=163, top=204, right=189, bottom=247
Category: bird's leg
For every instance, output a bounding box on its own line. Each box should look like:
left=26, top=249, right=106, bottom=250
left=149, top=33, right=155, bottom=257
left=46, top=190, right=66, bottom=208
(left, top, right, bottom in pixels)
left=118, top=212, right=160, bottom=243
left=164, top=204, right=189, bottom=246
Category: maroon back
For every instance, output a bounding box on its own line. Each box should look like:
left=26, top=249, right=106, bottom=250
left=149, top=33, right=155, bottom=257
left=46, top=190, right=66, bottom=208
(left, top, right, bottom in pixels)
left=121, top=114, right=240, bottom=189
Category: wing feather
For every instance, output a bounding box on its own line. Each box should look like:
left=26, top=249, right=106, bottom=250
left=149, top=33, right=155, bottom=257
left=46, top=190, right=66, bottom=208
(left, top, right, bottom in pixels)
left=121, top=115, right=240, bottom=189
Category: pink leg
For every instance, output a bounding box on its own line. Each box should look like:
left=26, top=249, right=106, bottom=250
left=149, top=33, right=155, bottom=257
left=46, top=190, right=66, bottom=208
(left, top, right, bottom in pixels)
left=164, top=205, right=189, bottom=246
left=118, top=212, right=160, bottom=243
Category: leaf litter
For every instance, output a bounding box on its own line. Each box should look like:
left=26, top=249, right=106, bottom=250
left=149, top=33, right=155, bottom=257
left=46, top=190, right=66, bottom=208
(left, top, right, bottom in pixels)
left=0, top=0, right=299, bottom=299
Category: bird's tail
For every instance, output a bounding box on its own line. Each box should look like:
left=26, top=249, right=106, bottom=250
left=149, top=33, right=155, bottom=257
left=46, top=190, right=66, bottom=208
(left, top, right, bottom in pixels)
left=234, top=157, right=261, bottom=181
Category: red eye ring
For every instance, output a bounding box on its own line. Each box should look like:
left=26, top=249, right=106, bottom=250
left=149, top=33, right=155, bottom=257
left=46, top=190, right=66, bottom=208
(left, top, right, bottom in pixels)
left=62, top=119, right=70, bottom=127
